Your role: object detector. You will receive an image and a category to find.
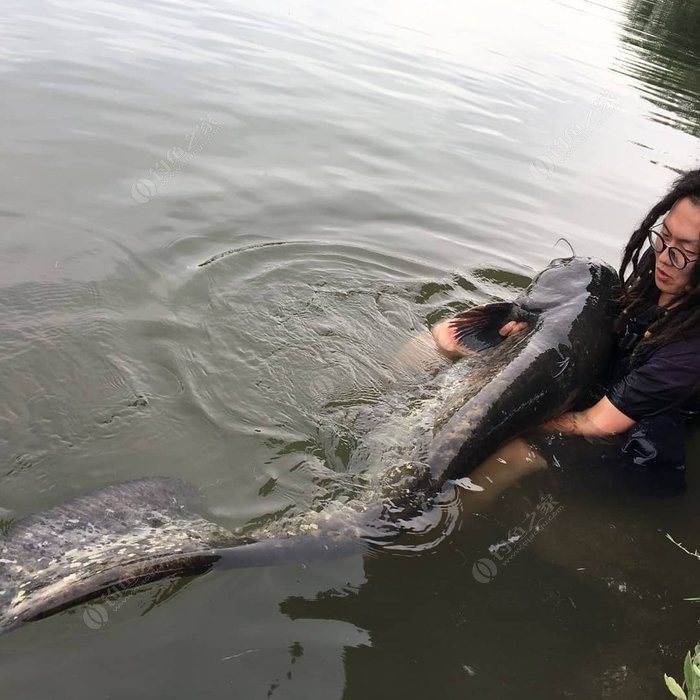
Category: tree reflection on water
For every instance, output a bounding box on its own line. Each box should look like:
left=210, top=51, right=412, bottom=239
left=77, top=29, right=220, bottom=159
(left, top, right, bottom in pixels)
left=620, top=0, right=700, bottom=137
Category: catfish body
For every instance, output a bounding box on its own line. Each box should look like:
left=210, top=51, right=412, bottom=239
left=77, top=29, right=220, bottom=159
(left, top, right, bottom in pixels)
left=419, top=256, right=620, bottom=484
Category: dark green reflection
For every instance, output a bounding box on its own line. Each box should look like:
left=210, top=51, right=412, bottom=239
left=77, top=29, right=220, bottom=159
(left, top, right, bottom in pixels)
left=620, top=0, right=700, bottom=136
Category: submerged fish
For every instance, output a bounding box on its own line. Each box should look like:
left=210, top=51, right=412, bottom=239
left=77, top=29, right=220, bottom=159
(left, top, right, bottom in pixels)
left=0, top=256, right=619, bottom=633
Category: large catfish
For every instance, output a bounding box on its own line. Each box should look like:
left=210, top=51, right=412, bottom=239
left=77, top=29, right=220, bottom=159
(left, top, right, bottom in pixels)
left=0, top=256, right=619, bottom=633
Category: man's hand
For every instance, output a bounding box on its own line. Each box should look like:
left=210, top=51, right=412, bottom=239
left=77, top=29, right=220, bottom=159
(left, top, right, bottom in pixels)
left=431, top=320, right=471, bottom=358
left=432, top=318, right=528, bottom=358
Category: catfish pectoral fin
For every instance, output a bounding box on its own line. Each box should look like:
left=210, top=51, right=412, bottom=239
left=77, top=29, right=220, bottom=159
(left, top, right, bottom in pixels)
left=448, top=302, right=514, bottom=352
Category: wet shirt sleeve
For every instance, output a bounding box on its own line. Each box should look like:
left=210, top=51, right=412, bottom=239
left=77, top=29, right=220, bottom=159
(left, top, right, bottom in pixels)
left=607, top=340, right=700, bottom=421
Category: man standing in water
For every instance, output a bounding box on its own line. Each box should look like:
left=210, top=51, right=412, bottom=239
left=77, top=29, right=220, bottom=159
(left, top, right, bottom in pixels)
left=432, top=168, right=700, bottom=482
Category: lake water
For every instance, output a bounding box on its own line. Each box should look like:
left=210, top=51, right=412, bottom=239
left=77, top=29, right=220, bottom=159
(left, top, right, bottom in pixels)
left=1, top=0, right=700, bottom=697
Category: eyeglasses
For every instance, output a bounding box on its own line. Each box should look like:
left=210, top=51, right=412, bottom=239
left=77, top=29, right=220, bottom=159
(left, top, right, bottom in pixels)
left=648, top=223, right=699, bottom=270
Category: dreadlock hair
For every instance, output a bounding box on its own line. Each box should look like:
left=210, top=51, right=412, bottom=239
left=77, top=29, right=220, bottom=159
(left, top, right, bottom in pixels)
left=616, top=167, right=700, bottom=360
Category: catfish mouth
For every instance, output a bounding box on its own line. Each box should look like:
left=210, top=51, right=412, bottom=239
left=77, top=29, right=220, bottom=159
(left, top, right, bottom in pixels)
left=519, top=259, right=595, bottom=311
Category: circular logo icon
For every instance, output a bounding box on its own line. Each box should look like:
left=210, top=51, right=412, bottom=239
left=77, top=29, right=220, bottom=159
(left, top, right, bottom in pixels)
left=472, top=558, right=498, bottom=584
left=83, top=604, right=109, bottom=630
left=530, top=156, right=554, bottom=181
left=131, top=178, right=158, bottom=204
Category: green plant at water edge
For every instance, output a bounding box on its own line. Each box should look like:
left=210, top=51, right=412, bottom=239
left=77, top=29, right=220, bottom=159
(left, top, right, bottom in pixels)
left=0, top=517, right=13, bottom=536
left=663, top=535, right=700, bottom=696
left=666, top=534, right=700, bottom=602
left=665, top=644, right=700, bottom=700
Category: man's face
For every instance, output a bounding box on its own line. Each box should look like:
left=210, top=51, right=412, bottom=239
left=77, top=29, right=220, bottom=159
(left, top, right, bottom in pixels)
left=654, top=196, right=700, bottom=298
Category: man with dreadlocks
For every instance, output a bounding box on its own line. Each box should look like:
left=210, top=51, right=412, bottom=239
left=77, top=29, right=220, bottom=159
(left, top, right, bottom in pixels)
left=541, top=169, right=700, bottom=476
left=432, top=168, right=700, bottom=482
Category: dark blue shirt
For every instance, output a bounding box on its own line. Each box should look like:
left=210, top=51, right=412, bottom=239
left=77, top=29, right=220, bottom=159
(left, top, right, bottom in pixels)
left=608, top=333, right=700, bottom=420
left=605, top=303, right=700, bottom=471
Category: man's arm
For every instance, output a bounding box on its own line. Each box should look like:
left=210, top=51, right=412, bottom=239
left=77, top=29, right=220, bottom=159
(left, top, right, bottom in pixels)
left=541, top=396, right=636, bottom=437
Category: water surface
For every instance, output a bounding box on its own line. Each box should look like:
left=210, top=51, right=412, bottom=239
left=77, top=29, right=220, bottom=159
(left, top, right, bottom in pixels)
left=1, top=0, right=700, bottom=697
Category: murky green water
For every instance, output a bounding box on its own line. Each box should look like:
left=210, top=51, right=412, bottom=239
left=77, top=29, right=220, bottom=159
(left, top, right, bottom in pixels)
left=1, top=0, right=700, bottom=697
